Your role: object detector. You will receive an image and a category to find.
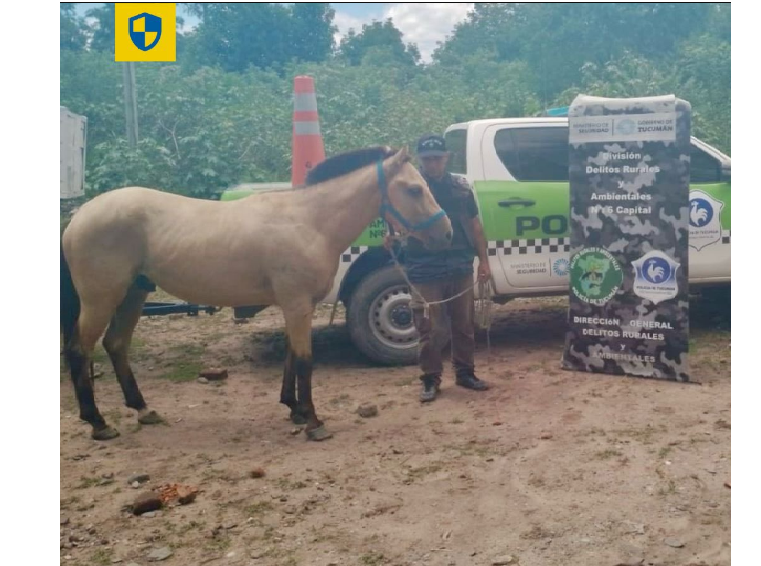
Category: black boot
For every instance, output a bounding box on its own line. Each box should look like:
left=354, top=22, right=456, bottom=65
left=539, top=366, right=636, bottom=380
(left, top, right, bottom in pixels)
left=455, top=371, right=489, bottom=391
left=419, top=374, right=441, bottom=403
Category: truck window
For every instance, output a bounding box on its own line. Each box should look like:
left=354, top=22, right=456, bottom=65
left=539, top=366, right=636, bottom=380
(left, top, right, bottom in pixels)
left=690, top=143, right=722, bottom=183
left=494, top=127, right=570, bottom=181
left=445, top=129, right=467, bottom=175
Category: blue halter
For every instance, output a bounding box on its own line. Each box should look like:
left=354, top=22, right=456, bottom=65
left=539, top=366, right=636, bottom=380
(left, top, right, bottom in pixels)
left=376, top=159, right=447, bottom=235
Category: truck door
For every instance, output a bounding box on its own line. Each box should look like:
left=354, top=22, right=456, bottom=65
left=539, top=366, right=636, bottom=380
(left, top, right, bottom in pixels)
left=687, top=138, right=731, bottom=282
left=446, top=125, right=513, bottom=295
left=476, top=123, right=571, bottom=290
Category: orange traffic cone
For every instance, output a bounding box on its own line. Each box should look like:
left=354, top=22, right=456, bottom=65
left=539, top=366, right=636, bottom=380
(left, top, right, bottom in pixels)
left=291, top=76, right=326, bottom=186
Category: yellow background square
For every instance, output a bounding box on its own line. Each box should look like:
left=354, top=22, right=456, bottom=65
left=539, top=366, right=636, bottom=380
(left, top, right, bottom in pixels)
left=115, top=3, right=176, bottom=62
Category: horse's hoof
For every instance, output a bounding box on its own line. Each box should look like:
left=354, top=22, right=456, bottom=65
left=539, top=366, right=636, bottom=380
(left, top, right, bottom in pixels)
left=138, top=409, right=164, bottom=425
left=290, top=411, right=308, bottom=425
left=306, top=425, right=333, bottom=442
left=92, top=426, right=120, bottom=441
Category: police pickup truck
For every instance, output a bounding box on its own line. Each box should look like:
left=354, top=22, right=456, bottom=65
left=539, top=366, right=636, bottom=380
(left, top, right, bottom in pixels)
left=222, top=117, right=731, bottom=365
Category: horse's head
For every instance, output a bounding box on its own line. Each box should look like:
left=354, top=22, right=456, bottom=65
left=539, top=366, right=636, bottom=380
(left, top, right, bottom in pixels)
left=383, top=147, right=453, bottom=250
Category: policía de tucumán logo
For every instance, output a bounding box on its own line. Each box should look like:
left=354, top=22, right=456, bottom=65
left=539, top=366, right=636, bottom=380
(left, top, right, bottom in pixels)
left=688, top=190, right=724, bottom=251
left=632, top=250, right=680, bottom=304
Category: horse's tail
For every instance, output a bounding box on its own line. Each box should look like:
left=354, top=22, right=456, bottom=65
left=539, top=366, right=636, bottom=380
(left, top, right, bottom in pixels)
left=60, top=241, right=80, bottom=350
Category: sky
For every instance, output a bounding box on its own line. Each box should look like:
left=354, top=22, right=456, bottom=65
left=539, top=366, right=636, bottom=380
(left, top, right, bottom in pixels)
left=330, top=3, right=474, bottom=61
left=74, top=3, right=475, bottom=62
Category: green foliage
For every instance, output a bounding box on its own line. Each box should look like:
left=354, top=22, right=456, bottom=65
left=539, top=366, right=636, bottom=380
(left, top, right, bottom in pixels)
left=434, top=3, right=715, bottom=100
left=674, top=32, right=731, bottom=152
left=85, top=3, right=116, bottom=53
left=183, top=3, right=335, bottom=72
left=60, top=4, right=86, bottom=52
left=60, top=3, right=730, bottom=199
left=554, top=52, right=673, bottom=105
left=77, top=60, right=293, bottom=197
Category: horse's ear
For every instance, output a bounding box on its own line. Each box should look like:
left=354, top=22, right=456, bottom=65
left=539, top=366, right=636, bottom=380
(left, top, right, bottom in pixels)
left=393, top=146, right=412, bottom=163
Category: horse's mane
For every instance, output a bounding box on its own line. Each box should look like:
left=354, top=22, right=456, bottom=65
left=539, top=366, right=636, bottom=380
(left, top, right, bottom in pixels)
left=305, top=146, right=398, bottom=186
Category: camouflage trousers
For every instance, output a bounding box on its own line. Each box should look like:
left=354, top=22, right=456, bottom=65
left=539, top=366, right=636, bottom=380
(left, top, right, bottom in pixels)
left=410, top=274, right=475, bottom=377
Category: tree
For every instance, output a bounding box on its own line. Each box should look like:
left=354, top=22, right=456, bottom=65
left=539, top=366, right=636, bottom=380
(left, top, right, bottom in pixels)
left=432, top=3, right=521, bottom=64
left=338, top=19, right=421, bottom=67
left=434, top=3, right=714, bottom=101
left=60, top=4, right=87, bottom=51
left=60, top=2, right=730, bottom=195
left=673, top=7, right=731, bottom=152
left=86, top=3, right=116, bottom=52
left=184, top=3, right=335, bottom=72
left=290, top=3, right=337, bottom=63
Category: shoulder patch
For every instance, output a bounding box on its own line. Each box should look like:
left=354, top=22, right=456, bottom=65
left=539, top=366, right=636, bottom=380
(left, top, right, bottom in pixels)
left=450, top=173, right=473, bottom=195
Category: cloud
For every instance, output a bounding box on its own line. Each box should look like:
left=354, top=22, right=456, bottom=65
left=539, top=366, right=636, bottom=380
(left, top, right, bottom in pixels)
left=332, top=3, right=473, bottom=62
left=333, top=11, right=371, bottom=46
left=384, top=3, right=473, bottom=61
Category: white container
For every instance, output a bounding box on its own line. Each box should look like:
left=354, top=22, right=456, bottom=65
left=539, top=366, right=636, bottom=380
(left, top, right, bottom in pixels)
left=60, top=106, right=87, bottom=199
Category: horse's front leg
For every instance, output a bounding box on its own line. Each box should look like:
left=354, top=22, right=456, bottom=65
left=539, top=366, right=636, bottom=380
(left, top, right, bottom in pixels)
left=282, top=304, right=332, bottom=441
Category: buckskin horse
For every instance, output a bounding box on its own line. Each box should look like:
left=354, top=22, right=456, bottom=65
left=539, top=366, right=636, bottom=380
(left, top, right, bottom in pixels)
left=61, top=146, right=452, bottom=441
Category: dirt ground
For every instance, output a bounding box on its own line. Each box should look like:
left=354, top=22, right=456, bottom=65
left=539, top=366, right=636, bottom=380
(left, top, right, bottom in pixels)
left=60, top=294, right=730, bottom=566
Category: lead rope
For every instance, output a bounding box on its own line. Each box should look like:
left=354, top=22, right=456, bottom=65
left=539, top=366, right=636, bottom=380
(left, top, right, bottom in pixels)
left=331, top=157, right=493, bottom=366
left=475, top=279, right=494, bottom=366
left=328, top=233, right=470, bottom=327
left=386, top=233, right=494, bottom=365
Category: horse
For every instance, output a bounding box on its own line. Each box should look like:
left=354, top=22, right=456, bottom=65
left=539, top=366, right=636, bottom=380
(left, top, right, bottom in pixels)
left=61, top=146, right=453, bottom=441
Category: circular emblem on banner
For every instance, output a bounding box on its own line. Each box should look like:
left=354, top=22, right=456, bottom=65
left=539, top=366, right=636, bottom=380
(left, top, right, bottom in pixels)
left=570, top=248, right=624, bottom=305
left=615, top=118, right=636, bottom=135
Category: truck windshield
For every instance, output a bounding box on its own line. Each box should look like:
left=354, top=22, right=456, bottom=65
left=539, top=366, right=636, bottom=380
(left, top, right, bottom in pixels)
left=445, top=129, right=467, bottom=175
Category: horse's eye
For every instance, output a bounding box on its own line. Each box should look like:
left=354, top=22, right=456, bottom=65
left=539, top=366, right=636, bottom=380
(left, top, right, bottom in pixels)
left=406, top=185, right=423, bottom=197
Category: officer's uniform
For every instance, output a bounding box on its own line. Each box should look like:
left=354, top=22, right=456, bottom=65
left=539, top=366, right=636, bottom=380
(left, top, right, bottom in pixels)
left=405, top=171, right=479, bottom=379
left=403, top=135, right=488, bottom=399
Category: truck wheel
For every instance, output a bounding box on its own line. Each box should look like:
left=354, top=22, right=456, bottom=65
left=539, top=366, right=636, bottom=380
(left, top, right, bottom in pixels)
left=347, top=266, right=420, bottom=366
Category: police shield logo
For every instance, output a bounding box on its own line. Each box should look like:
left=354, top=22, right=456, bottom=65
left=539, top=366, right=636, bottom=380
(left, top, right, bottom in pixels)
left=688, top=190, right=724, bottom=251
left=129, top=13, right=162, bottom=51
left=632, top=251, right=680, bottom=304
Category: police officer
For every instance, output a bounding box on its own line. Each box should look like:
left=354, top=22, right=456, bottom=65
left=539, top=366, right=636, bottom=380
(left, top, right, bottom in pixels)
left=402, top=134, right=491, bottom=402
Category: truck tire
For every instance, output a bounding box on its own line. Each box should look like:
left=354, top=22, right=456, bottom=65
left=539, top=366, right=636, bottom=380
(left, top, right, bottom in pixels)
left=347, top=265, right=420, bottom=366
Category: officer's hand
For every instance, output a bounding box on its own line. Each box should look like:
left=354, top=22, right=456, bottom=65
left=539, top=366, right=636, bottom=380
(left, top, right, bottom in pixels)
left=477, top=259, right=491, bottom=282
left=383, top=234, right=394, bottom=250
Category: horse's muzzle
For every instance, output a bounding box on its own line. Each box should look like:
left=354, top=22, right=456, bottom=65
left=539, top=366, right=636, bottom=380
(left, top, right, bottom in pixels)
left=423, top=216, right=454, bottom=251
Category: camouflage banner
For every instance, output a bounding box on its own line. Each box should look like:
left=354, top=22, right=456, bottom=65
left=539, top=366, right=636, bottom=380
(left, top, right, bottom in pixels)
left=562, top=95, right=691, bottom=381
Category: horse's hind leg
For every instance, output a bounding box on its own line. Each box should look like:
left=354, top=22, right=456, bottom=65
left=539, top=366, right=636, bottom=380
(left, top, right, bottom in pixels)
left=103, top=285, right=162, bottom=425
left=67, top=303, right=120, bottom=440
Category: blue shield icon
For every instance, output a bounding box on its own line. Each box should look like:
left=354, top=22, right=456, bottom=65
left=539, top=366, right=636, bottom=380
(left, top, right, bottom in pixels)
left=129, top=13, right=162, bottom=51
left=631, top=250, right=680, bottom=304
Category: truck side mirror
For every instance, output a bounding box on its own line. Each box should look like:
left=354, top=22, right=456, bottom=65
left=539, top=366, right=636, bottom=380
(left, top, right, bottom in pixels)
left=721, top=165, right=731, bottom=183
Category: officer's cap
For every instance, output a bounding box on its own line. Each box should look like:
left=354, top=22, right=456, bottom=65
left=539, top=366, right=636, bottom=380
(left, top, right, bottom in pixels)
left=416, top=134, right=447, bottom=158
